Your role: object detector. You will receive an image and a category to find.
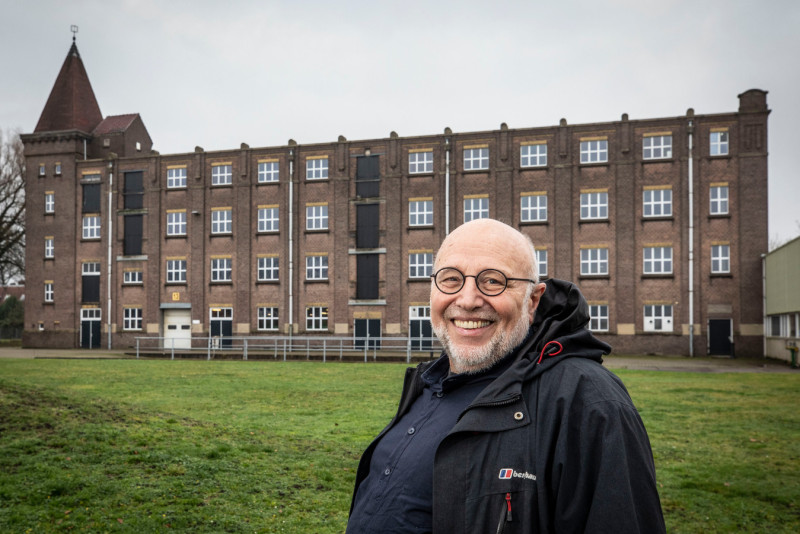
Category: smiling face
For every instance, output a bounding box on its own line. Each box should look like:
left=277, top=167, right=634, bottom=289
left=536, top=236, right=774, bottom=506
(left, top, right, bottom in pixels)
left=430, top=219, right=546, bottom=374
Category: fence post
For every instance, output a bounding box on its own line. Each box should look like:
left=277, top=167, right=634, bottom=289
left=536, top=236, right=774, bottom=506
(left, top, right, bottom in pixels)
left=406, top=336, right=411, bottom=363
left=207, top=336, right=211, bottom=361
left=136, top=337, right=140, bottom=359
left=243, top=338, right=248, bottom=361
left=322, top=339, right=326, bottom=363
left=171, top=337, right=175, bottom=360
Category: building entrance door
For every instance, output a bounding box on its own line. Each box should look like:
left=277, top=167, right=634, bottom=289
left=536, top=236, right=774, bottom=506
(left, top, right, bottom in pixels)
left=210, top=307, right=233, bottom=348
left=80, top=308, right=102, bottom=349
left=708, top=318, right=733, bottom=356
left=409, top=306, right=432, bottom=350
left=354, top=319, right=381, bottom=349
left=163, top=309, right=192, bottom=349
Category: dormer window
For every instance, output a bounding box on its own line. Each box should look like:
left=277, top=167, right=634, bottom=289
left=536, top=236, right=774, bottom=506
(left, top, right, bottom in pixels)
left=103, top=138, right=111, bottom=147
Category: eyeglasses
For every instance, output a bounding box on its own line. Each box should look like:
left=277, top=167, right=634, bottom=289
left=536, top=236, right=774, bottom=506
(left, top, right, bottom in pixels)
left=431, top=267, right=537, bottom=296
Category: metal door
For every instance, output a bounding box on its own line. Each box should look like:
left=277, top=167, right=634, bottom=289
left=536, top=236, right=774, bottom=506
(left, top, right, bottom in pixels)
left=80, top=308, right=101, bottom=349
left=708, top=318, right=733, bottom=356
left=354, top=319, right=381, bottom=349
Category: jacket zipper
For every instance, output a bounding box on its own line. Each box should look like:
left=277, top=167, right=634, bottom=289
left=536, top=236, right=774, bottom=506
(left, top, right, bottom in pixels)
left=496, top=492, right=513, bottom=534
left=456, top=394, right=521, bottom=423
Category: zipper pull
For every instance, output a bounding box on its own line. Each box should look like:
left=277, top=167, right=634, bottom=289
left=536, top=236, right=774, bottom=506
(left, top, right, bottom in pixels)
left=505, top=492, right=513, bottom=522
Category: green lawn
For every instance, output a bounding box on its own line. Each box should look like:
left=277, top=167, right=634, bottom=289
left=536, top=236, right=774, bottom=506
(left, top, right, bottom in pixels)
left=1, top=358, right=798, bottom=533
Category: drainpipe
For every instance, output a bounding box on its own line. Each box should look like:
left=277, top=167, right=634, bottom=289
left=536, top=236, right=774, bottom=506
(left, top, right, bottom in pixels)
left=107, top=159, right=114, bottom=349
left=445, top=137, right=451, bottom=235
left=687, top=119, right=694, bottom=357
left=288, top=147, right=295, bottom=341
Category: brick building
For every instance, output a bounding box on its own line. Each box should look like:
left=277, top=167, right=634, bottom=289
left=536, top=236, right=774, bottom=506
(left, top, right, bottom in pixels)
left=21, top=39, right=770, bottom=356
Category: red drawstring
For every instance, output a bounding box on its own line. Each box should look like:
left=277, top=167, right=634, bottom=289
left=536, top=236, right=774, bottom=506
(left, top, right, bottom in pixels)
left=537, top=340, right=563, bottom=364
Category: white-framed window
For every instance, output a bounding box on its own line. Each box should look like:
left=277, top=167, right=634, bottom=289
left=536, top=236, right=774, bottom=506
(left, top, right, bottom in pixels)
left=257, top=256, right=279, bottom=282
left=211, top=257, right=233, bottom=282
left=306, top=204, right=329, bottom=230
left=643, top=135, right=673, bottom=160
left=580, top=139, right=608, bottom=164
left=409, top=199, right=433, bottom=226
left=409, top=151, right=434, bottom=174
left=589, top=304, right=609, bottom=332
left=82, top=215, right=101, bottom=239
left=44, top=282, right=54, bottom=303
left=306, top=157, right=329, bottom=180
left=580, top=191, right=608, bottom=220
left=166, top=259, right=187, bottom=283
left=54, top=162, right=62, bottom=176
left=710, top=185, right=729, bottom=215
left=710, top=131, right=729, bottom=156
left=166, top=211, right=187, bottom=236
left=211, top=164, right=233, bottom=186
left=464, top=147, right=489, bottom=170
left=123, top=307, right=143, bottom=331
left=257, top=206, right=279, bottom=233
left=45, top=192, right=55, bottom=214
left=306, top=255, right=328, bottom=280
left=211, top=208, right=232, bottom=234
left=258, top=307, right=279, bottom=331
left=643, top=188, right=672, bottom=217
left=536, top=249, right=548, bottom=278
left=711, top=245, right=730, bottom=274
left=643, top=246, right=673, bottom=274
left=644, top=304, right=673, bottom=332
left=44, top=237, right=54, bottom=259
left=521, top=143, right=547, bottom=167
left=463, top=197, right=489, bottom=223
left=123, top=269, right=143, bottom=284
left=409, top=252, right=433, bottom=278
left=38, top=163, right=46, bottom=177
left=83, top=261, right=101, bottom=276
left=521, top=193, right=547, bottom=222
left=258, top=160, right=280, bottom=183
left=167, top=167, right=187, bottom=188
left=580, top=247, right=609, bottom=276
left=306, top=306, right=328, bottom=331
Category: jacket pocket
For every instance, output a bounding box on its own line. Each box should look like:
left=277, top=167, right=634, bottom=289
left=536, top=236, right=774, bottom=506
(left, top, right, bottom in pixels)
left=495, top=492, right=513, bottom=534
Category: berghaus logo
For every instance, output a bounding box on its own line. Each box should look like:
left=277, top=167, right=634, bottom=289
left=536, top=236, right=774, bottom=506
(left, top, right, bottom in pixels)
left=498, top=468, right=537, bottom=481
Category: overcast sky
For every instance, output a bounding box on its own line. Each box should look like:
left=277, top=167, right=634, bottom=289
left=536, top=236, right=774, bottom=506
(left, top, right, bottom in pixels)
left=3, top=0, right=798, bottom=245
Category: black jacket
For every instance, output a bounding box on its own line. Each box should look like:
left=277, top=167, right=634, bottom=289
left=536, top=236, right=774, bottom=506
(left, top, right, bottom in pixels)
left=351, top=279, right=666, bottom=533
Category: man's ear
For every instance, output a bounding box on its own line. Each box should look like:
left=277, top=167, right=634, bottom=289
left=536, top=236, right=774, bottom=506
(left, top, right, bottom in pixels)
left=528, top=283, right=546, bottom=323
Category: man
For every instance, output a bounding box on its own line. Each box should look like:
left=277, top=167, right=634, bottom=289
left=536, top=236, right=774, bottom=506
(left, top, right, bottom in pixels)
left=347, top=219, right=666, bottom=533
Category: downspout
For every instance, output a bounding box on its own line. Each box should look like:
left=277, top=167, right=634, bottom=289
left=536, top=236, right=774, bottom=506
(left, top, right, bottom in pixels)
left=107, top=160, right=114, bottom=349
left=288, top=147, right=295, bottom=340
left=687, top=119, right=694, bottom=357
left=445, top=137, right=451, bottom=235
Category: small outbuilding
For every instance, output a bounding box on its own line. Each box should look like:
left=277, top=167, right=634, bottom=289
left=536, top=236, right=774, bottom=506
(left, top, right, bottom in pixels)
left=764, top=236, right=800, bottom=365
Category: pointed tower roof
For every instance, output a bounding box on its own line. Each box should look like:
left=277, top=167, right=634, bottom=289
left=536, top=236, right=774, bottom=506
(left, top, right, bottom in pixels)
left=34, top=39, right=103, bottom=134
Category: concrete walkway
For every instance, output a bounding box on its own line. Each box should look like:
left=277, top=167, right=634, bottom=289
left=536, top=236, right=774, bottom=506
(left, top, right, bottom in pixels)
left=0, top=346, right=796, bottom=373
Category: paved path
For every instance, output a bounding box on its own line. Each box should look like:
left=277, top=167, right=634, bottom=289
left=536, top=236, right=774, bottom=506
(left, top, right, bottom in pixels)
left=0, top=346, right=795, bottom=373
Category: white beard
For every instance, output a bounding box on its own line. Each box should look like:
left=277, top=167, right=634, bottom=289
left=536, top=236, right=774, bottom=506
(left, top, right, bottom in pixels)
left=433, top=296, right=532, bottom=374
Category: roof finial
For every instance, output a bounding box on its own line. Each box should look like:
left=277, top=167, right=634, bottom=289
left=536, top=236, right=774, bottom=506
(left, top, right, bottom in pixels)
left=71, top=25, right=78, bottom=42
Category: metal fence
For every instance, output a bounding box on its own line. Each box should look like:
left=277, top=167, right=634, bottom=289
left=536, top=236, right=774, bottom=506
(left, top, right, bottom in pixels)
left=134, top=335, right=443, bottom=363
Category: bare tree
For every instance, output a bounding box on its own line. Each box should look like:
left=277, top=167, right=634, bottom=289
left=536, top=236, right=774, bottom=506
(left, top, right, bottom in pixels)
left=0, top=129, right=25, bottom=285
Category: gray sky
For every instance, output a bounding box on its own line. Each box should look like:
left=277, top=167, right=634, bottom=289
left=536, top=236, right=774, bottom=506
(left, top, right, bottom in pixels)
left=3, top=0, right=798, bottom=245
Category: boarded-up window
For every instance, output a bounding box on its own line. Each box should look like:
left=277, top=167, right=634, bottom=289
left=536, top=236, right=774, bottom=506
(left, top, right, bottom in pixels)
left=356, top=155, right=380, bottom=198
left=124, top=171, right=144, bottom=209
left=356, top=204, right=379, bottom=249
left=357, top=254, right=379, bottom=300
left=124, top=214, right=143, bottom=255
left=81, top=263, right=100, bottom=303
left=82, top=183, right=101, bottom=213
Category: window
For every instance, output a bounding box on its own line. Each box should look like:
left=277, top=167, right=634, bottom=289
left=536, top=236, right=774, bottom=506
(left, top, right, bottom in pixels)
left=167, top=166, right=187, bottom=188
left=123, top=308, right=143, bottom=331
left=580, top=247, right=608, bottom=276
left=409, top=199, right=433, bottom=226
left=521, top=143, right=547, bottom=167
left=409, top=150, right=434, bottom=174
left=211, top=164, right=233, bottom=186
left=643, top=135, right=673, bottom=160
left=643, top=246, right=673, bottom=275
left=257, top=206, right=279, bottom=233
left=258, top=160, right=279, bottom=183
left=44, top=237, right=54, bottom=259
left=589, top=304, right=609, bottom=332
left=643, top=188, right=672, bottom=217
left=123, top=270, right=143, bottom=284
left=306, top=204, right=329, bottom=230
left=38, top=163, right=46, bottom=176
left=464, top=147, right=489, bottom=170
left=711, top=245, right=730, bottom=274
left=45, top=192, right=55, bottom=214
left=257, top=256, right=279, bottom=282
left=306, top=157, right=328, bottom=180
left=580, top=191, right=608, bottom=220
left=409, top=252, right=433, bottom=278
left=124, top=215, right=143, bottom=256
left=83, top=183, right=101, bottom=212
left=54, top=162, right=61, bottom=176
left=258, top=307, right=279, bottom=331
left=44, top=282, right=54, bottom=303
left=306, top=306, right=328, bottom=331
left=166, top=211, right=187, bottom=236
left=463, top=197, right=489, bottom=222
left=521, top=193, right=547, bottom=222
left=710, top=185, right=729, bottom=215
left=166, top=259, right=187, bottom=283
left=211, top=208, right=232, bottom=234
left=82, top=262, right=101, bottom=303
left=644, top=304, right=673, bottom=332
left=580, top=139, right=608, bottom=163
left=82, top=215, right=101, bottom=239
left=710, top=131, right=729, bottom=156
left=211, top=257, right=233, bottom=282
left=536, top=249, right=548, bottom=278
left=306, top=255, right=328, bottom=280
left=123, top=171, right=144, bottom=209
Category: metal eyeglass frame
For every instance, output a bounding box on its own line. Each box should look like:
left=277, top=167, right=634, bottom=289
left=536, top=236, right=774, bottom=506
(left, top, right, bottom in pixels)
left=430, top=267, right=537, bottom=296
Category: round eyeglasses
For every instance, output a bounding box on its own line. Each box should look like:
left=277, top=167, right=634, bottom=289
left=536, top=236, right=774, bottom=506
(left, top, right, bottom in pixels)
left=431, top=267, right=537, bottom=296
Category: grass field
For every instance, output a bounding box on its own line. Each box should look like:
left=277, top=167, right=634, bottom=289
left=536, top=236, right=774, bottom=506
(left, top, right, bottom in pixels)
left=1, top=358, right=798, bottom=533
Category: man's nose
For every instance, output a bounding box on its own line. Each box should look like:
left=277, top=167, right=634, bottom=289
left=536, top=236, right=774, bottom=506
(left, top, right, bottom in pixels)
left=455, top=276, right=487, bottom=309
